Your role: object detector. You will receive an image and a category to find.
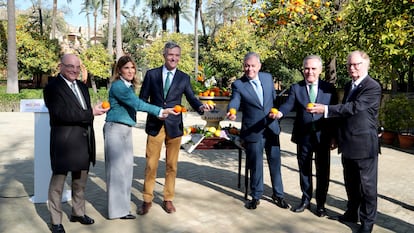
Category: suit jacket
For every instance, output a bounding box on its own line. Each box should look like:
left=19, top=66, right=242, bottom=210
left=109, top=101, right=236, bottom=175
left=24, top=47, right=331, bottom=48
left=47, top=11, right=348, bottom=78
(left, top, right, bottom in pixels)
left=279, top=79, right=338, bottom=145
left=43, top=74, right=96, bottom=174
left=139, top=66, right=203, bottom=138
left=328, top=75, right=381, bottom=159
left=227, top=72, right=280, bottom=142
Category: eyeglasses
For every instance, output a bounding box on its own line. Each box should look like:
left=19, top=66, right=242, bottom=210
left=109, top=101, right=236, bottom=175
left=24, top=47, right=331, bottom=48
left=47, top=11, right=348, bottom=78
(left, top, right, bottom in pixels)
left=61, top=63, right=81, bottom=70
left=346, top=62, right=363, bottom=68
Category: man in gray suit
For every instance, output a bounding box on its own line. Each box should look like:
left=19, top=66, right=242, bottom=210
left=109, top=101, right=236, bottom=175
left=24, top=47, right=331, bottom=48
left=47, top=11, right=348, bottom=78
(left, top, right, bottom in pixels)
left=310, top=50, right=381, bottom=233
left=227, top=52, right=289, bottom=210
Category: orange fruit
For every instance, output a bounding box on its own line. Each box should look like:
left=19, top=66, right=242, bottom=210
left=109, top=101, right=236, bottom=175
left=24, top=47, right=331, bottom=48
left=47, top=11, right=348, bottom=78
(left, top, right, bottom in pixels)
left=102, top=101, right=110, bottom=109
left=270, top=108, right=278, bottom=114
left=181, top=107, right=187, bottom=112
left=174, top=105, right=182, bottom=113
left=229, top=108, right=237, bottom=115
left=307, top=103, right=314, bottom=108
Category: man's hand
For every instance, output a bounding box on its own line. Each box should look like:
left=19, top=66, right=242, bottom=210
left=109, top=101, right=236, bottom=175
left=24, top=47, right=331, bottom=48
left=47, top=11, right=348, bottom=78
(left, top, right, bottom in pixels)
left=226, top=112, right=237, bottom=121
left=200, top=103, right=215, bottom=112
left=269, top=111, right=283, bottom=120
left=308, top=103, right=326, bottom=114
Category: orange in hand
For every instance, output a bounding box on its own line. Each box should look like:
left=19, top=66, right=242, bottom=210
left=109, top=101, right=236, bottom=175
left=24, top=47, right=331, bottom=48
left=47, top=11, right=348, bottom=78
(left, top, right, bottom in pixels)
left=270, top=108, right=278, bottom=114
left=229, top=108, right=237, bottom=115
left=102, top=101, right=110, bottom=109
left=174, top=105, right=182, bottom=113
left=307, top=103, right=314, bottom=108
left=181, top=107, right=187, bottom=113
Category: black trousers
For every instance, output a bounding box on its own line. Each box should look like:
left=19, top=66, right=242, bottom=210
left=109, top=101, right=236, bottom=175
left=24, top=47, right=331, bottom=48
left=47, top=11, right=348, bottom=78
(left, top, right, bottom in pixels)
left=342, top=156, right=378, bottom=227
left=296, top=133, right=330, bottom=207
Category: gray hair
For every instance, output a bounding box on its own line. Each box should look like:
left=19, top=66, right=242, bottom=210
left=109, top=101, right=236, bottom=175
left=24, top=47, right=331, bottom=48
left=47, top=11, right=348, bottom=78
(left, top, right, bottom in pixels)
left=244, top=52, right=261, bottom=64
left=163, top=41, right=181, bottom=55
left=303, top=55, right=323, bottom=68
left=347, top=50, right=370, bottom=67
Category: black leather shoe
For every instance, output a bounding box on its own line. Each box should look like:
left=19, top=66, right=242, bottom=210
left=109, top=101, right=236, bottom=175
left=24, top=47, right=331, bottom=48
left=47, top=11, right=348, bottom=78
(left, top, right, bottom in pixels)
left=246, top=199, right=260, bottom=209
left=357, top=224, right=373, bottom=233
left=272, top=195, right=289, bottom=209
left=51, top=224, right=65, bottom=233
left=316, top=207, right=327, bottom=217
left=337, top=214, right=358, bottom=223
left=70, top=215, right=95, bottom=225
left=120, top=214, right=136, bottom=220
left=292, top=202, right=310, bottom=212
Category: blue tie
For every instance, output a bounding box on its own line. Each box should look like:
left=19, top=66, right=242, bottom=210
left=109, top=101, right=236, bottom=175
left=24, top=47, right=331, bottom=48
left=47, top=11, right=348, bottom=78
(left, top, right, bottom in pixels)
left=252, top=79, right=263, bottom=106
left=164, top=71, right=172, bottom=98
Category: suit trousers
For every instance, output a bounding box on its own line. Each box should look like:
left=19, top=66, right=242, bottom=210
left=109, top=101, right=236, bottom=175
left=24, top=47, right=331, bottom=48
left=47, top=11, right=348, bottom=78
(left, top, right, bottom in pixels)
left=48, top=170, right=88, bottom=224
left=342, top=156, right=378, bottom=228
left=244, top=130, right=284, bottom=200
left=104, top=122, right=134, bottom=219
left=143, top=125, right=181, bottom=202
left=296, top=133, right=330, bottom=207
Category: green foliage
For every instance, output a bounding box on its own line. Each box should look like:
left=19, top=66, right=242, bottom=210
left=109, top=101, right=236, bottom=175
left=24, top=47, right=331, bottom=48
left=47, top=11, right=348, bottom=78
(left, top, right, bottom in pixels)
left=80, top=44, right=113, bottom=79
left=379, top=94, right=414, bottom=133
left=204, top=18, right=272, bottom=87
left=143, top=33, right=194, bottom=73
left=15, top=16, right=61, bottom=79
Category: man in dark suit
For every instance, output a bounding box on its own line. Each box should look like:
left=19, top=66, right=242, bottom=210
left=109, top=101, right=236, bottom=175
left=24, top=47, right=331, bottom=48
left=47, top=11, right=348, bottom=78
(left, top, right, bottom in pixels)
left=227, top=52, right=289, bottom=210
left=310, top=51, right=381, bottom=233
left=276, top=55, right=338, bottom=217
left=138, top=41, right=213, bottom=215
left=43, top=54, right=108, bottom=233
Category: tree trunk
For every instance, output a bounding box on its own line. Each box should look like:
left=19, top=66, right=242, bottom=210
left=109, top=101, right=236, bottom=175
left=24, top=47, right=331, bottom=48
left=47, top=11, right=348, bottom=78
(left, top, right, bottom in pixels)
left=407, top=56, right=413, bottom=92
left=51, top=0, right=57, bottom=39
left=174, top=2, right=180, bottom=33
left=107, top=0, right=114, bottom=57
left=194, top=0, right=200, bottom=78
left=93, top=11, right=97, bottom=45
left=200, top=5, right=206, bottom=36
left=6, top=0, right=18, bottom=94
left=325, top=56, right=337, bottom=84
left=115, top=0, right=122, bottom=60
left=90, top=74, right=97, bottom=93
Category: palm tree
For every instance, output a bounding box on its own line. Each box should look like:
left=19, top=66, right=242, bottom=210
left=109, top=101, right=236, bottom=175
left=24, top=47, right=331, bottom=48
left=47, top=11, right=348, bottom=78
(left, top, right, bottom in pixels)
left=51, top=0, right=72, bottom=39
left=6, top=0, right=18, bottom=93
left=106, top=0, right=114, bottom=57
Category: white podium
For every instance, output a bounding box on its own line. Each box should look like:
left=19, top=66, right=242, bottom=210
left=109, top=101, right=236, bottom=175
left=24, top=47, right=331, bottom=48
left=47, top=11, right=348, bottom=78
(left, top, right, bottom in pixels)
left=20, top=99, right=71, bottom=203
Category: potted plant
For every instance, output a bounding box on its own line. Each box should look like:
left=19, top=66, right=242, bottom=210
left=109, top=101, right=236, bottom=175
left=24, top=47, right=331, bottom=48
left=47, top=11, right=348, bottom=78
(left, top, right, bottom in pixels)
left=379, top=94, right=414, bottom=147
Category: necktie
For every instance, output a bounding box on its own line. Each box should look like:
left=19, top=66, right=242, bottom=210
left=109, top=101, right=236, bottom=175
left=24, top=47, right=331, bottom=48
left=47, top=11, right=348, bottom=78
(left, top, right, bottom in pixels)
left=309, top=84, right=316, bottom=103
left=252, top=79, right=263, bottom=106
left=164, top=71, right=172, bottom=98
left=71, top=82, right=86, bottom=110
left=346, top=82, right=356, bottom=101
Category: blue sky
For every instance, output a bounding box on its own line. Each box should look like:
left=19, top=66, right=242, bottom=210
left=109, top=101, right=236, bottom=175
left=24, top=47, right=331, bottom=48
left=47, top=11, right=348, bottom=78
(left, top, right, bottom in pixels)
left=15, top=0, right=195, bottom=34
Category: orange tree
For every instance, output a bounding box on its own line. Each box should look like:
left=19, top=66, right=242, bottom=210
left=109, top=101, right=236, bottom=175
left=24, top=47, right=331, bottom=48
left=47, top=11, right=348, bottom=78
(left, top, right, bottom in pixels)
left=342, top=0, right=414, bottom=91
left=246, top=0, right=414, bottom=90
left=246, top=0, right=349, bottom=85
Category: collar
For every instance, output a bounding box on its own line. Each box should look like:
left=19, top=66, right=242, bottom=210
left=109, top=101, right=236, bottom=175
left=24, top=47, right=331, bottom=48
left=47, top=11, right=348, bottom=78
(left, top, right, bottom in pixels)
left=163, top=66, right=176, bottom=76
left=120, top=76, right=133, bottom=88
left=353, top=74, right=368, bottom=87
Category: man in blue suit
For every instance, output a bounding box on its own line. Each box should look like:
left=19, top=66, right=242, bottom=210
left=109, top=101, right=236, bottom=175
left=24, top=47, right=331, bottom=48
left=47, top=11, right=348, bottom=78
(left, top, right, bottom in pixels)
left=276, top=55, right=338, bottom=217
left=227, top=52, right=289, bottom=210
left=138, top=41, right=213, bottom=215
left=310, top=51, right=381, bottom=233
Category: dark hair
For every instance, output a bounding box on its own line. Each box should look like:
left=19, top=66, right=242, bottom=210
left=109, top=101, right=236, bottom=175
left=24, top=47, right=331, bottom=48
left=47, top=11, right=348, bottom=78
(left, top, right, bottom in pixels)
left=163, top=41, right=181, bottom=56
left=110, top=56, right=139, bottom=89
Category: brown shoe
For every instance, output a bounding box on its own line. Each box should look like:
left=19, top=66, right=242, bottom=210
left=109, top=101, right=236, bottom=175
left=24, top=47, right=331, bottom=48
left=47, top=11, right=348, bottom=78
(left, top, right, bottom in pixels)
left=137, top=202, right=152, bottom=215
left=162, top=201, right=176, bottom=214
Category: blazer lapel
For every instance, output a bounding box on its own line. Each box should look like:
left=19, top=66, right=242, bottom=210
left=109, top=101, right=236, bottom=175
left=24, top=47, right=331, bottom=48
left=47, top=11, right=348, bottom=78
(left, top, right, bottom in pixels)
left=243, top=76, right=262, bottom=107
